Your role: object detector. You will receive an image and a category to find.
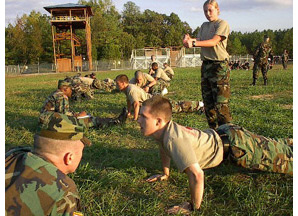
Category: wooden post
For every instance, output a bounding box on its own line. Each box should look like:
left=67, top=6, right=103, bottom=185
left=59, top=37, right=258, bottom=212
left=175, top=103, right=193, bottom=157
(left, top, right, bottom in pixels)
left=51, top=25, right=57, bottom=72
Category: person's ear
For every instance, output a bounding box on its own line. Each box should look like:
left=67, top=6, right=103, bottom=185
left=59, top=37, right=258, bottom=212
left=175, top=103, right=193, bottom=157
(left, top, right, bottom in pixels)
left=64, top=152, right=73, bottom=165
left=156, top=117, right=162, bottom=126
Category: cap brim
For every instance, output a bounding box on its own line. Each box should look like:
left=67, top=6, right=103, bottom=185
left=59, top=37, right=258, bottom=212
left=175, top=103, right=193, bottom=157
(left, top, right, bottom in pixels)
left=81, top=136, right=92, bottom=146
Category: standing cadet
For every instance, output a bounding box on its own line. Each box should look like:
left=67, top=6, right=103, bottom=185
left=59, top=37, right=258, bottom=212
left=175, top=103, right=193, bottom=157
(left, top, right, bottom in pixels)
left=39, top=80, right=127, bottom=129
left=183, top=0, right=232, bottom=129
left=163, top=63, right=175, bottom=79
left=281, top=49, right=289, bottom=70
left=138, top=96, right=293, bottom=214
left=6, top=113, right=91, bottom=215
left=115, top=74, right=204, bottom=121
left=251, top=35, right=273, bottom=86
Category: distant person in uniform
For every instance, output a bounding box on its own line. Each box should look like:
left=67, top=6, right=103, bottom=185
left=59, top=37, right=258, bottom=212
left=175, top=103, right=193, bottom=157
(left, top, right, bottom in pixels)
left=5, top=113, right=92, bottom=215
left=138, top=96, right=293, bottom=214
left=129, top=70, right=158, bottom=94
left=116, top=75, right=204, bottom=121
left=163, top=63, right=175, bottom=79
left=148, top=55, right=157, bottom=76
left=251, top=35, right=273, bottom=86
left=183, top=0, right=232, bottom=129
left=281, top=49, right=289, bottom=70
left=39, top=80, right=127, bottom=129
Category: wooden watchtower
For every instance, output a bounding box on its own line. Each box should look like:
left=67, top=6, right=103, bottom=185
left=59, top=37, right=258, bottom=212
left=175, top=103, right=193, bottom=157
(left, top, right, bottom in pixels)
left=44, top=3, right=93, bottom=72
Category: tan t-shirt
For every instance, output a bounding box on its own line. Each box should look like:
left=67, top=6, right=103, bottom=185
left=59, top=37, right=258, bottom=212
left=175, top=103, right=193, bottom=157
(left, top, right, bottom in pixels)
left=129, top=73, right=155, bottom=88
left=164, top=66, right=174, bottom=76
left=79, top=77, right=94, bottom=85
left=125, top=84, right=151, bottom=105
left=198, top=19, right=230, bottom=61
left=161, top=121, right=224, bottom=172
left=154, top=68, right=171, bottom=82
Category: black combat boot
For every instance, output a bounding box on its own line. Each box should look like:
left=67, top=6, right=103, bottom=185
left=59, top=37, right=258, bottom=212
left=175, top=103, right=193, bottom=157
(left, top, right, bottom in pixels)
left=264, top=79, right=268, bottom=86
left=251, top=79, right=256, bottom=86
left=116, top=107, right=128, bottom=124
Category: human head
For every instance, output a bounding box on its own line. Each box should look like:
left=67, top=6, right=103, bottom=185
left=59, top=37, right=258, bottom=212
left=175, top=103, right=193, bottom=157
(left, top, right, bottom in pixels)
left=151, top=55, right=156, bottom=61
left=58, top=80, right=72, bottom=98
left=138, top=95, right=172, bottom=138
left=163, top=62, right=168, bottom=67
left=34, top=112, right=91, bottom=174
left=90, top=73, right=96, bottom=79
left=152, top=62, right=158, bottom=70
left=203, top=0, right=220, bottom=22
left=264, top=35, right=270, bottom=43
left=115, top=74, right=129, bottom=91
left=135, top=70, right=144, bottom=84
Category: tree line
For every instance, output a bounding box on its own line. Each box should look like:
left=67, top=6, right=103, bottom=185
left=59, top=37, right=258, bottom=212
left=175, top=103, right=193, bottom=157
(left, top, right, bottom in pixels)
left=5, top=0, right=293, bottom=65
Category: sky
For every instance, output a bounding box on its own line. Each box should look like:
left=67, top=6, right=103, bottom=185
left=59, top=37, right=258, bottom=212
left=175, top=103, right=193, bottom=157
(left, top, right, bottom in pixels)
left=5, top=0, right=293, bottom=33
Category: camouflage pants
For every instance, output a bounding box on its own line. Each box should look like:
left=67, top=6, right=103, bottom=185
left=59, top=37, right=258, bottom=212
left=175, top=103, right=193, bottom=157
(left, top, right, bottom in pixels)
left=151, top=79, right=170, bottom=95
left=170, top=100, right=203, bottom=113
left=201, top=60, right=232, bottom=129
left=252, top=61, right=269, bottom=82
left=39, top=112, right=119, bottom=129
left=216, top=124, right=293, bottom=175
left=39, top=112, right=94, bottom=129
left=282, top=60, right=287, bottom=70
left=72, top=83, right=94, bottom=100
left=92, top=79, right=117, bottom=92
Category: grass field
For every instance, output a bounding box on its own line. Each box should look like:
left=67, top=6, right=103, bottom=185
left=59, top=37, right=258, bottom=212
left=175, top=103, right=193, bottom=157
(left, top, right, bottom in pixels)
left=5, top=65, right=293, bottom=215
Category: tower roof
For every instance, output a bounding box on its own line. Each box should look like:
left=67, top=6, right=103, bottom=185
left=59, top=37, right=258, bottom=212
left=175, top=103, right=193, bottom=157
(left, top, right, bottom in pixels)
left=44, top=3, right=93, bottom=16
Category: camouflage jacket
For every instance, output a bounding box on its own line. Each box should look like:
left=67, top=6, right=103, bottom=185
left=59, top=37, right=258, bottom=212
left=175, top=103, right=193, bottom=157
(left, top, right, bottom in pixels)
left=253, top=42, right=273, bottom=64
left=5, top=147, right=83, bottom=216
left=40, top=89, right=75, bottom=116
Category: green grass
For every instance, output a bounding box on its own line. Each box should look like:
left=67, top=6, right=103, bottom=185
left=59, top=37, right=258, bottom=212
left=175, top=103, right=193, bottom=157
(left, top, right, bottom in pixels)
left=5, top=65, right=293, bottom=215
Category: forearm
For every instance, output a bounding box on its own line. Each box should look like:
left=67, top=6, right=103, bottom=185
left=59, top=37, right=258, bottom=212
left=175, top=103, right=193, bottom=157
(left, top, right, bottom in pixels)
left=133, top=102, right=140, bottom=120
left=193, top=38, right=220, bottom=47
left=188, top=170, right=204, bottom=209
left=160, top=147, right=171, bottom=177
left=127, top=100, right=132, bottom=114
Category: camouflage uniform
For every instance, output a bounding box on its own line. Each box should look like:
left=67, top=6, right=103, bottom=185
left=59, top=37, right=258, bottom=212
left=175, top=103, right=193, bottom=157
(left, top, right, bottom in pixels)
left=92, top=78, right=117, bottom=92
left=252, top=40, right=273, bottom=85
left=170, top=100, right=204, bottom=114
left=65, top=76, right=94, bottom=100
left=5, top=113, right=89, bottom=215
left=39, top=87, right=127, bottom=129
left=216, top=124, right=293, bottom=174
left=201, top=60, right=232, bottom=129
left=282, top=51, right=289, bottom=70
left=5, top=147, right=82, bottom=216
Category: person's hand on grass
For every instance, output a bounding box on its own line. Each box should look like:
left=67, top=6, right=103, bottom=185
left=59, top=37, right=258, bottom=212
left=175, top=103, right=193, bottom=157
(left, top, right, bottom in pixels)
left=146, top=174, right=169, bottom=182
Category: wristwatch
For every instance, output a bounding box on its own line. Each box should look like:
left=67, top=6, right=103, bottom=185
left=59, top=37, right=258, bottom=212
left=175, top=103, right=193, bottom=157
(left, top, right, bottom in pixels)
left=192, top=40, right=196, bottom=47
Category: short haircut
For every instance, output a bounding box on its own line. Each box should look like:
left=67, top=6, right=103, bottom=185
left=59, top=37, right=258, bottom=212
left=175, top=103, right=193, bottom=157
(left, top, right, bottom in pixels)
left=33, top=135, right=82, bottom=157
left=135, top=70, right=143, bottom=78
left=142, top=95, right=172, bottom=122
left=152, top=62, right=158, bottom=68
left=115, top=74, right=129, bottom=83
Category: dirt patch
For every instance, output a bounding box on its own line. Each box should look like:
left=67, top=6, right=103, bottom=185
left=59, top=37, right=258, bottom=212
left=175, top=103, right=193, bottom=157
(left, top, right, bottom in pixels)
left=251, top=94, right=274, bottom=99
left=281, top=104, right=293, bottom=110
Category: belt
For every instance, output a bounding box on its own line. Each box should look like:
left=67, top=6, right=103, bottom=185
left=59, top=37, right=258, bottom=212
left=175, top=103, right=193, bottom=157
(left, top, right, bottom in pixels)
left=203, top=59, right=228, bottom=65
left=219, top=134, right=230, bottom=159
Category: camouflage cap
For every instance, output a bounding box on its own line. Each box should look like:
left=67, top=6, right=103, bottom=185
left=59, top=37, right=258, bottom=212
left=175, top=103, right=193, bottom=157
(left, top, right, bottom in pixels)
left=38, top=113, right=91, bottom=146
left=58, top=80, right=72, bottom=89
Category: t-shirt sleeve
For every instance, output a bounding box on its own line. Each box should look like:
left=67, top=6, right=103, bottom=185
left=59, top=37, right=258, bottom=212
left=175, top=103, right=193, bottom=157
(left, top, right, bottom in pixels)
left=166, top=138, right=198, bottom=172
left=215, top=20, right=230, bottom=39
left=144, top=73, right=154, bottom=82
left=155, top=69, right=161, bottom=78
left=128, top=90, right=139, bottom=105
